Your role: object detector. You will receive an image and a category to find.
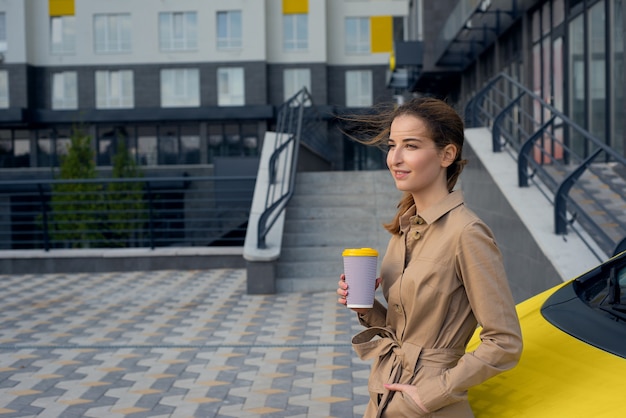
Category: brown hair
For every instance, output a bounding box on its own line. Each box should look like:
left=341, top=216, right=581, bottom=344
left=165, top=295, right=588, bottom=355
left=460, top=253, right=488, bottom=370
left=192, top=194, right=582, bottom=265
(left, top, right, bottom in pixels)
left=338, top=97, right=467, bottom=235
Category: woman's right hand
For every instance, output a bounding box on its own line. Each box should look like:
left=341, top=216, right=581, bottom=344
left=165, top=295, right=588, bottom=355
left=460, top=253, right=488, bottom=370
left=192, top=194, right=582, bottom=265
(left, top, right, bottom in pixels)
left=337, top=273, right=381, bottom=315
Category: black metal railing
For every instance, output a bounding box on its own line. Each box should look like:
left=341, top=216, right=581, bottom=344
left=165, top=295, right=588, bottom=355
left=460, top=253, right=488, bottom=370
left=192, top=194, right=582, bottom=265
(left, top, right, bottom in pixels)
left=0, top=175, right=255, bottom=251
left=256, top=88, right=329, bottom=249
left=465, top=72, right=626, bottom=259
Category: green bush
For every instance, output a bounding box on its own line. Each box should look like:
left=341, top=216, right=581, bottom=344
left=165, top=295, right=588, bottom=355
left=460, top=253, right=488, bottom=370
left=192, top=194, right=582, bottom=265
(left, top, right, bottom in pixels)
left=49, top=128, right=146, bottom=248
left=50, top=127, right=105, bottom=248
left=106, top=138, right=147, bottom=247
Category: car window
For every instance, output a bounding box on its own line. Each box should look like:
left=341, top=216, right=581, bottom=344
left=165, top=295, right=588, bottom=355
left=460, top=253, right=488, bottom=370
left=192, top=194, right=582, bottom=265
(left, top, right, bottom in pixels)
left=542, top=252, right=626, bottom=359
left=619, top=265, right=626, bottom=304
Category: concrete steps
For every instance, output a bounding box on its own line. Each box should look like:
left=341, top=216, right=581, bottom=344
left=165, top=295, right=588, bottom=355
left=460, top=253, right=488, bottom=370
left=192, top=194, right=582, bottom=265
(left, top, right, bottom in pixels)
left=275, top=170, right=401, bottom=292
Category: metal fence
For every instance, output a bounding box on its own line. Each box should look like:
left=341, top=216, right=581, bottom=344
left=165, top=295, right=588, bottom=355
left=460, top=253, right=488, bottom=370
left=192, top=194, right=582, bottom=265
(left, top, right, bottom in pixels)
left=0, top=175, right=255, bottom=251
left=465, top=72, right=626, bottom=260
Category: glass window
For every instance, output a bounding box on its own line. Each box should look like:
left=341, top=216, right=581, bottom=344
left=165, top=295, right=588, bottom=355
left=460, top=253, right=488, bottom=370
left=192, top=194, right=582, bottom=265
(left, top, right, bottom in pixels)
left=0, top=13, right=6, bottom=52
left=96, top=126, right=116, bottom=166
left=345, top=17, right=370, bottom=54
left=158, top=128, right=179, bottom=165
left=532, top=9, right=540, bottom=42
left=553, top=0, right=565, bottom=27
left=217, top=67, right=245, bottom=106
left=542, top=2, right=551, bottom=35
left=217, top=11, right=242, bottom=49
left=159, top=12, right=197, bottom=51
left=37, top=129, right=70, bottom=168
left=283, top=14, right=308, bottom=51
left=95, top=70, right=134, bottom=109
left=0, top=131, right=13, bottom=168
left=345, top=70, right=372, bottom=107
left=589, top=0, right=606, bottom=140
left=137, top=126, right=157, bottom=166
left=283, top=68, right=311, bottom=104
left=612, top=0, right=624, bottom=155
left=161, top=68, right=200, bottom=107
left=52, top=71, right=77, bottom=110
left=50, top=16, right=75, bottom=54
left=181, top=125, right=200, bottom=164
left=569, top=14, right=585, bottom=156
left=94, top=14, right=132, bottom=53
left=0, top=70, right=8, bottom=108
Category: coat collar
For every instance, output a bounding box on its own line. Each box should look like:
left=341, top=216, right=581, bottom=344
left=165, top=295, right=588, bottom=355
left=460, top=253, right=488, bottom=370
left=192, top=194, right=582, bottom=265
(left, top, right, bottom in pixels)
left=399, top=190, right=465, bottom=232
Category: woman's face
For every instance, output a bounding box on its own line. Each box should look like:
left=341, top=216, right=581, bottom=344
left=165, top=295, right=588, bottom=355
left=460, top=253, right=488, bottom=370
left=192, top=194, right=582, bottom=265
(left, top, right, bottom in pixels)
left=386, top=114, right=452, bottom=198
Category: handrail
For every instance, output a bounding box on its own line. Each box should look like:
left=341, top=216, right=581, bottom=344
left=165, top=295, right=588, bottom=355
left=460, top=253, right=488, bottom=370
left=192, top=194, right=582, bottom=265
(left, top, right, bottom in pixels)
left=256, top=88, right=318, bottom=249
left=465, top=72, right=626, bottom=259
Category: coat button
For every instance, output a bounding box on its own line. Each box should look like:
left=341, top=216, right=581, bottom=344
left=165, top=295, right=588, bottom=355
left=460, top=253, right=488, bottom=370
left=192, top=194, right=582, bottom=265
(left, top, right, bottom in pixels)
left=414, top=231, right=421, bottom=240
left=417, top=217, right=424, bottom=225
left=394, top=304, right=402, bottom=313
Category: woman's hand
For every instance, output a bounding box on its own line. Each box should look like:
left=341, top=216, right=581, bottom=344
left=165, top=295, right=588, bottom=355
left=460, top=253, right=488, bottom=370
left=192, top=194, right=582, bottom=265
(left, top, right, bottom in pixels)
left=383, top=383, right=429, bottom=414
left=337, top=273, right=382, bottom=315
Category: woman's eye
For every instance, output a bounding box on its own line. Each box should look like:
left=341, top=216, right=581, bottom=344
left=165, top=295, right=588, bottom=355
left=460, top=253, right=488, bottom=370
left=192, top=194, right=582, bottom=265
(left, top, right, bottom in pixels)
left=405, top=144, right=418, bottom=150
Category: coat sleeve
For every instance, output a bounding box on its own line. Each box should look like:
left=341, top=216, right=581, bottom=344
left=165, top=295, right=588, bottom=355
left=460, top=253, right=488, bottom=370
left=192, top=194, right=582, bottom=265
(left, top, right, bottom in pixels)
left=418, top=221, right=523, bottom=412
left=356, top=298, right=387, bottom=328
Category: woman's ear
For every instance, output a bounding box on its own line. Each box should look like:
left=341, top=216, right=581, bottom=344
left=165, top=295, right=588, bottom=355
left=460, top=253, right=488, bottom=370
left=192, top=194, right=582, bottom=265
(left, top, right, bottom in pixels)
left=441, top=144, right=457, bottom=168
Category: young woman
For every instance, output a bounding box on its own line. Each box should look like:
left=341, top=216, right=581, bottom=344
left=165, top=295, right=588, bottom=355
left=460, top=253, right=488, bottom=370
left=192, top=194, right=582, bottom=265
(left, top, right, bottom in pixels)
left=337, top=97, right=523, bottom=417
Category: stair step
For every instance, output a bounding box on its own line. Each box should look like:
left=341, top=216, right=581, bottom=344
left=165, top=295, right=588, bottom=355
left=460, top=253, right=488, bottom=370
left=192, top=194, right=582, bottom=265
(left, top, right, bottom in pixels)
left=282, top=230, right=381, bottom=247
left=288, top=193, right=378, bottom=208
left=276, top=276, right=338, bottom=293
left=276, top=259, right=343, bottom=280
left=280, top=245, right=347, bottom=262
left=283, top=218, right=381, bottom=234
left=274, top=170, right=401, bottom=293
left=285, top=206, right=379, bottom=220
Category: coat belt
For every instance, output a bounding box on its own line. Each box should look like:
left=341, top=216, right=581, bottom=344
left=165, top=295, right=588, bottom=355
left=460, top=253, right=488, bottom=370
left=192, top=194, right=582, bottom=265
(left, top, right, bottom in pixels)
left=351, top=326, right=464, bottom=417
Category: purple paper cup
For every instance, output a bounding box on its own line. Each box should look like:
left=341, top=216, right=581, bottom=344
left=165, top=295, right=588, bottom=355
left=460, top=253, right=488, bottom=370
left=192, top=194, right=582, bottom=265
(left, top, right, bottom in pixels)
left=342, top=248, right=379, bottom=308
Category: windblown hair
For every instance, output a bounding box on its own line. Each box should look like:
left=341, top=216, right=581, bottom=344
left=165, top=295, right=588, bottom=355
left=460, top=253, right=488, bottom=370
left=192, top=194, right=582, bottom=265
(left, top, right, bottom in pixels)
left=338, top=97, right=468, bottom=235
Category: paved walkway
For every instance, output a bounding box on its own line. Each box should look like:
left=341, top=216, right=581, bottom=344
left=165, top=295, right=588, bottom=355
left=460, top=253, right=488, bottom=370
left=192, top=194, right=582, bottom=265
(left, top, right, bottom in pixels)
left=0, top=269, right=372, bottom=417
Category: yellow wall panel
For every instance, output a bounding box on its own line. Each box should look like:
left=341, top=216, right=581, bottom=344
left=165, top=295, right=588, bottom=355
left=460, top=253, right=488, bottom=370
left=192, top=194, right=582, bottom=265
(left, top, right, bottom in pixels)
left=283, top=0, right=308, bottom=14
left=370, top=16, right=393, bottom=53
left=49, top=0, right=75, bottom=16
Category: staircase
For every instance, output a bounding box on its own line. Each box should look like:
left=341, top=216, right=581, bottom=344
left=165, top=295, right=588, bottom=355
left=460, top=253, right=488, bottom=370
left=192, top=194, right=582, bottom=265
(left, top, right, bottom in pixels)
left=275, top=170, right=402, bottom=293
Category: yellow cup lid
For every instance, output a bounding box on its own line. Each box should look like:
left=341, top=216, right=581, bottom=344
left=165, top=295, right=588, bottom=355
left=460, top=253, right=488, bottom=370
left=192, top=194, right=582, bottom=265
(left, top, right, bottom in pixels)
left=342, top=248, right=378, bottom=257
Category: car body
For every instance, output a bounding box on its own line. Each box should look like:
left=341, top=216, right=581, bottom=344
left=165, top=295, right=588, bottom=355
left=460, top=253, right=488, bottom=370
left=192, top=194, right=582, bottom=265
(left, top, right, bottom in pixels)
left=467, top=250, right=626, bottom=417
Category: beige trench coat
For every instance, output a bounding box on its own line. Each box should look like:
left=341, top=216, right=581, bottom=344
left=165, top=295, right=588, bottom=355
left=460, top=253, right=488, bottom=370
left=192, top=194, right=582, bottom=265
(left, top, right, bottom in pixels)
left=354, top=191, right=523, bottom=418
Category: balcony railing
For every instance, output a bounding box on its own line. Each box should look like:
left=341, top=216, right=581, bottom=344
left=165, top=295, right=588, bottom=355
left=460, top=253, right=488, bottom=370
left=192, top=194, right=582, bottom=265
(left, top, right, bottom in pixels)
left=465, top=72, right=626, bottom=259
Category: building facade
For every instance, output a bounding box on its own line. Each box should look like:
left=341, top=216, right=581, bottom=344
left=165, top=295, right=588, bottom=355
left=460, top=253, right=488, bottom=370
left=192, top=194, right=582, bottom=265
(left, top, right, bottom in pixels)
left=0, top=0, right=409, bottom=177
left=395, top=0, right=625, bottom=158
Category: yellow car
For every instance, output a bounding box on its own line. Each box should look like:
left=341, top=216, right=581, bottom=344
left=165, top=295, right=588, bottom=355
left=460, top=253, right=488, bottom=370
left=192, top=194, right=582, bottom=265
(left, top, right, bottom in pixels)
left=468, top=250, right=626, bottom=417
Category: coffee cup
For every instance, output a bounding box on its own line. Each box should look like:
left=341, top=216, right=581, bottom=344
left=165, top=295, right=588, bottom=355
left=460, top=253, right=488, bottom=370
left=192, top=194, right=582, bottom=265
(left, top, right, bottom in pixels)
left=342, top=248, right=379, bottom=308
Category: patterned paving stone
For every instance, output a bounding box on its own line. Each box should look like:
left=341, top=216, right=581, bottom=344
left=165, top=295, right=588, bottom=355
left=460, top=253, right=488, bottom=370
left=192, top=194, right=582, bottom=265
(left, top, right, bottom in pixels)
left=0, top=269, right=372, bottom=417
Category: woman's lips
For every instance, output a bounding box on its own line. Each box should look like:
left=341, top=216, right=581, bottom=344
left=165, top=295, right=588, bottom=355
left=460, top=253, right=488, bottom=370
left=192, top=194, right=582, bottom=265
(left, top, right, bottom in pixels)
left=392, top=170, right=410, bottom=180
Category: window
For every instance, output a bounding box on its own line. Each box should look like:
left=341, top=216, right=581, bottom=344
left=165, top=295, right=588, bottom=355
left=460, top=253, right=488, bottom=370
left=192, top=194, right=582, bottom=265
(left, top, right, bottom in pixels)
left=159, top=12, right=197, bottom=51
left=345, top=17, right=370, bottom=54
left=0, top=130, right=31, bottom=168
left=612, top=0, right=624, bottom=155
left=284, top=68, right=311, bottom=103
left=283, top=14, right=308, bottom=51
left=161, top=68, right=200, bottom=107
left=345, top=70, right=372, bottom=107
left=94, top=14, right=131, bottom=53
left=0, top=13, right=6, bottom=51
left=52, top=71, right=77, bottom=110
left=95, top=70, right=134, bottom=108
left=217, top=68, right=245, bottom=106
left=217, top=11, right=242, bottom=49
left=0, top=70, right=8, bottom=108
left=50, top=16, right=75, bottom=54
